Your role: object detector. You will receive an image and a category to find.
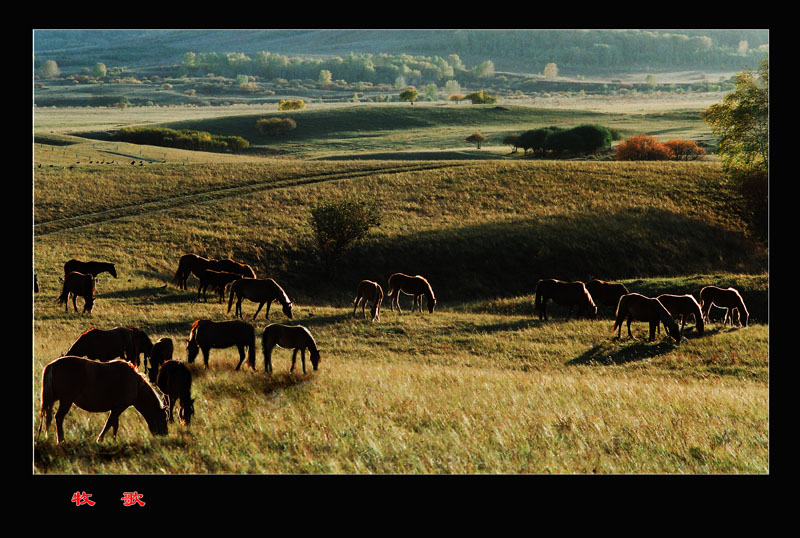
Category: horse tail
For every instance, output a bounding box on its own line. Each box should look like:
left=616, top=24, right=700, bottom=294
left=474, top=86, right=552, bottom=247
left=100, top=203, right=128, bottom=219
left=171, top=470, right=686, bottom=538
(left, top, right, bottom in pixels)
left=533, top=280, right=543, bottom=311
left=171, top=259, right=184, bottom=286
left=37, top=363, right=55, bottom=439
left=129, top=328, right=139, bottom=368
left=56, top=280, right=68, bottom=305
left=227, top=280, right=238, bottom=313
left=247, top=329, right=256, bottom=369
left=611, top=295, right=627, bottom=333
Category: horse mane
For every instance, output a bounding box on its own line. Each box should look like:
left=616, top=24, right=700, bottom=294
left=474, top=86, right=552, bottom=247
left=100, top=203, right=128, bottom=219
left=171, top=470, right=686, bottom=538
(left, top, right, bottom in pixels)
left=418, top=275, right=435, bottom=300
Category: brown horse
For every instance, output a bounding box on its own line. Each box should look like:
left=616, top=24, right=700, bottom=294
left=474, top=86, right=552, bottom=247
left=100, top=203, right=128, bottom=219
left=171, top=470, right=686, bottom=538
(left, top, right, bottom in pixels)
left=612, top=293, right=681, bottom=342
left=534, top=279, right=597, bottom=321
left=37, top=356, right=168, bottom=444
left=187, top=319, right=256, bottom=370
left=227, top=278, right=293, bottom=320
left=148, top=337, right=174, bottom=384
left=387, top=273, right=436, bottom=314
left=353, top=280, right=384, bottom=321
left=699, top=286, right=749, bottom=327
left=657, top=294, right=705, bottom=335
left=209, top=258, right=257, bottom=279
left=66, top=327, right=140, bottom=368
left=262, top=324, right=321, bottom=374
left=64, top=259, right=117, bottom=279
left=131, top=328, right=153, bottom=370
left=197, top=269, right=243, bottom=303
left=57, top=271, right=95, bottom=313
left=585, top=280, right=629, bottom=309
left=172, top=254, right=214, bottom=290
left=156, top=360, right=195, bottom=426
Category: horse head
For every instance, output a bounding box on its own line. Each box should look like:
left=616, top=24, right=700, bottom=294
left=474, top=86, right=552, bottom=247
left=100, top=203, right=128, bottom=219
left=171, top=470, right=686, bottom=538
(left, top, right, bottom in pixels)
left=186, top=339, right=199, bottom=363
left=109, top=264, right=118, bottom=278
left=83, top=296, right=95, bottom=313
left=179, top=398, right=195, bottom=426
left=283, top=302, right=294, bottom=319
left=428, top=298, right=437, bottom=314
left=310, top=349, right=321, bottom=371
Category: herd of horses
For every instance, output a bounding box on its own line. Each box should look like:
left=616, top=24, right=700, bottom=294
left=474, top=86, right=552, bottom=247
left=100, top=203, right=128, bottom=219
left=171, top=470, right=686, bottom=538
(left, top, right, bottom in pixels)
left=38, top=255, right=750, bottom=444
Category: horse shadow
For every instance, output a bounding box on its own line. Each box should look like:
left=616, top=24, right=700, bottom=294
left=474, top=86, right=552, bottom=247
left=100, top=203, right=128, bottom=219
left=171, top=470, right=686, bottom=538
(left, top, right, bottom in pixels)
left=567, top=338, right=677, bottom=366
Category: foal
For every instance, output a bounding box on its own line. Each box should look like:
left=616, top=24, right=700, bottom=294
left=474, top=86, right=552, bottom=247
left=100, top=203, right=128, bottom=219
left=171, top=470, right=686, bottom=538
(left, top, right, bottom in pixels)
left=57, top=271, right=95, bottom=313
left=353, top=280, right=384, bottom=321
left=262, top=324, right=321, bottom=374
left=699, top=286, right=749, bottom=327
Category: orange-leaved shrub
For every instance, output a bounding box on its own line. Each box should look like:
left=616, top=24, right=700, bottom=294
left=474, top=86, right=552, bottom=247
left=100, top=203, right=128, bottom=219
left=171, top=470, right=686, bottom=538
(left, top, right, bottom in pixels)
left=615, top=135, right=673, bottom=161
left=663, top=139, right=706, bottom=161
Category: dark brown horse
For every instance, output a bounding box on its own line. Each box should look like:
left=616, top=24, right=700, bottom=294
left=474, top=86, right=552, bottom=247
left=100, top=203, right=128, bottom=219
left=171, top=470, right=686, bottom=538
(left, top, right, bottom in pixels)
left=37, top=356, right=168, bottom=444
left=262, top=324, right=321, bottom=374
left=66, top=327, right=139, bottom=368
left=387, top=273, right=436, bottom=314
left=57, top=271, right=95, bottom=313
left=64, top=259, right=117, bottom=279
left=227, top=278, right=293, bottom=320
left=131, top=328, right=153, bottom=370
left=148, top=337, right=174, bottom=384
left=209, top=258, right=257, bottom=279
left=657, top=294, right=705, bottom=335
left=612, top=293, right=681, bottom=342
left=585, top=280, right=629, bottom=309
left=534, top=279, right=597, bottom=321
left=187, top=319, right=256, bottom=370
left=156, top=360, right=195, bottom=426
left=699, top=286, right=749, bottom=327
left=353, top=280, right=384, bottom=321
left=197, top=269, right=243, bottom=303
left=172, top=254, right=214, bottom=290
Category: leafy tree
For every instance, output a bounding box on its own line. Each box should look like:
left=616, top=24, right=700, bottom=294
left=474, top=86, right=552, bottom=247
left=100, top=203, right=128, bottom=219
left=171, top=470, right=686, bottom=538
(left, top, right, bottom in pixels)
left=39, top=60, right=60, bottom=78
left=91, top=63, right=107, bottom=78
left=318, top=69, right=332, bottom=85
left=449, top=94, right=465, bottom=104
left=399, top=86, right=418, bottom=105
left=465, top=90, right=497, bottom=104
left=309, top=199, right=382, bottom=273
left=543, top=62, right=558, bottom=79
left=703, top=55, right=768, bottom=179
left=256, top=117, right=296, bottom=136
left=663, top=139, right=706, bottom=160
left=466, top=132, right=486, bottom=149
left=502, top=134, right=520, bottom=153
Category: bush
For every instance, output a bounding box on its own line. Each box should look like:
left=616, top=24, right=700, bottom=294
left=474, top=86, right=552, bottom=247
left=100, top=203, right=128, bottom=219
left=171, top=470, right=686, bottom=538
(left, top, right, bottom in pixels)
left=278, top=99, right=305, bottom=111
left=256, top=117, right=297, bottom=137
left=110, top=127, right=249, bottom=153
left=465, top=90, right=497, bottom=104
left=309, top=199, right=382, bottom=273
left=615, top=135, right=673, bottom=161
left=663, top=139, right=706, bottom=161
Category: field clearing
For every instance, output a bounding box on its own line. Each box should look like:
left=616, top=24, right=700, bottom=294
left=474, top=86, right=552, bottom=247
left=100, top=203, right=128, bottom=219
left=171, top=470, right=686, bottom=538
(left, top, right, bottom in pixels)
left=33, top=151, right=768, bottom=474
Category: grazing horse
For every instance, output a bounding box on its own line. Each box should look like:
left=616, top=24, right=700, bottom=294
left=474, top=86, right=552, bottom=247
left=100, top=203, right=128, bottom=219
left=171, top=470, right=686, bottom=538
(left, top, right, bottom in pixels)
left=227, top=278, right=293, bottom=320
left=387, top=273, right=436, bottom=314
left=131, top=328, right=153, bottom=371
left=63, top=259, right=117, bottom=279
left=187, top=319, right=256, bottom=370
left=148, top=337, right=174, bottom=384
left=156, top=360, right=195, bottom=426
left=353, top=280, right=384, bottom=321
left=534, top=279, right=597, bottom=321
left=262, top=324, right=321, bottom=374
left=172, top=254, right=214, bottom=290
left=612, top=293, right=681, bottom=342
left=585, top=280, right=629, bottom=309
left=209, top=258, right=257, bottom=280
left=57, top=271, right=95, bottom=313
left=699, top=286, right=749, bottom=327
left=37, top=356, right=168, bottom=444
left=657, top=294, right=705, bottom=335
left=197, top=269, right=243, bottom=303
left=66, top=327, right=140, bottom=368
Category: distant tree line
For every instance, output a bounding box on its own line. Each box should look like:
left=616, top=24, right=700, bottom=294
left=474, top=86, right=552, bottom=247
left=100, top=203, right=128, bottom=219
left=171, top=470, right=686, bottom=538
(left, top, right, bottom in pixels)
left=110, top=127, right=249, bottom=153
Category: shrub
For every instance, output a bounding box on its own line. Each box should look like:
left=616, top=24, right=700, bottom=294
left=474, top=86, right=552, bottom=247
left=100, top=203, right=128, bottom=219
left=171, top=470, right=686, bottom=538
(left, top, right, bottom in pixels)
left=615, top=135, right=673, bottom=161
left=309, top=199, right=382, bottom=273
left=110, top=127, right=249, bottom=153
left=663, top=139, right=706, bottom=161
left=278, top=99, right=305, bottom=111
left=465, top=90, right=497, bottom=104
left=256, top=117, right=297, bottom=137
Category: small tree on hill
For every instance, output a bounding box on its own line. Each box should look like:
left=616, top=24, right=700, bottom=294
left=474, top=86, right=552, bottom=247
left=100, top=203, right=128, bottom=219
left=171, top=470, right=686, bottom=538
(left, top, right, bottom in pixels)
left=399, top=86, right=418, bottom=105
left=502, top=134, right=520, bottom=153
left=466, top=132, right=487, bottom=149
left=309, top=199, right=382, bottom=274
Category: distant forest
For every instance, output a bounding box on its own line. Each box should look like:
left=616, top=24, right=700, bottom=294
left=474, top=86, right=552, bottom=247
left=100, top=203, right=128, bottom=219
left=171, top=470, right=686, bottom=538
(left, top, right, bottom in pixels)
left=34, top=29, right=768, bottom=77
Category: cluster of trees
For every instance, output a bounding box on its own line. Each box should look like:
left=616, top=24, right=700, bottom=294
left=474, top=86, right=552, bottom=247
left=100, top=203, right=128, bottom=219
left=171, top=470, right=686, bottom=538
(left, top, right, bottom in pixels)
left=255, top=117, right=297, bottom=136
left=180, top=51, right=490, bottom=88
left=507, top=125, right=614, bottom=156
left=110, top=127, right=249, bottom=153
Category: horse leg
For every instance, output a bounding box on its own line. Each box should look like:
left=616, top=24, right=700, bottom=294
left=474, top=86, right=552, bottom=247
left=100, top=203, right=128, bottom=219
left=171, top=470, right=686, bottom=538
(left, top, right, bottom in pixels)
left=235, top=297, right=243, bottom=318
left=626, top=316, right=633, bottom=339
left=97, top=408, right=123, bottom=442
left=301, top=349, right=306, bottom=374
left=202, top=347, right=210, bottom=369
left=166, top=395, right=175, bottom=422
left=266, top=346, right=273, bottom=374
left=235, top=345, right=246, bottom=371
left=353, top=297, right=360, bottom=317
left=252, top=301, right=265, bottom=320
left=54, top=401, right=73, bottom=443
left=72, top=293, right=78, bottom=312
left=648, top=320, right=657, bottom=341
left=290, top=349, right=298, bottom=373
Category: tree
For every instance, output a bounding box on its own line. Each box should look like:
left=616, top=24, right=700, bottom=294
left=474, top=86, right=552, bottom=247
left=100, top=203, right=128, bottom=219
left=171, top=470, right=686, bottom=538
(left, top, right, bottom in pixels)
left=39, top=60, right=60, bottom=78
left=318, top=69, right=332, bottom=85
left=309, top=199, right=382, bottom=273
left=663, top=139, right=706, bottom=161
left=465, top=90, right=497, bottom=104
left=398, top=86, right=418, bottom=105
left=466, top=132, right=486, bottom=149
left=543, top=62, right=558, bottom=79
left=502, top=134, right=520, bottom=153
left=91, top=63, right=107, bottom=78
left=703, top=55, right=768, bottom=179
